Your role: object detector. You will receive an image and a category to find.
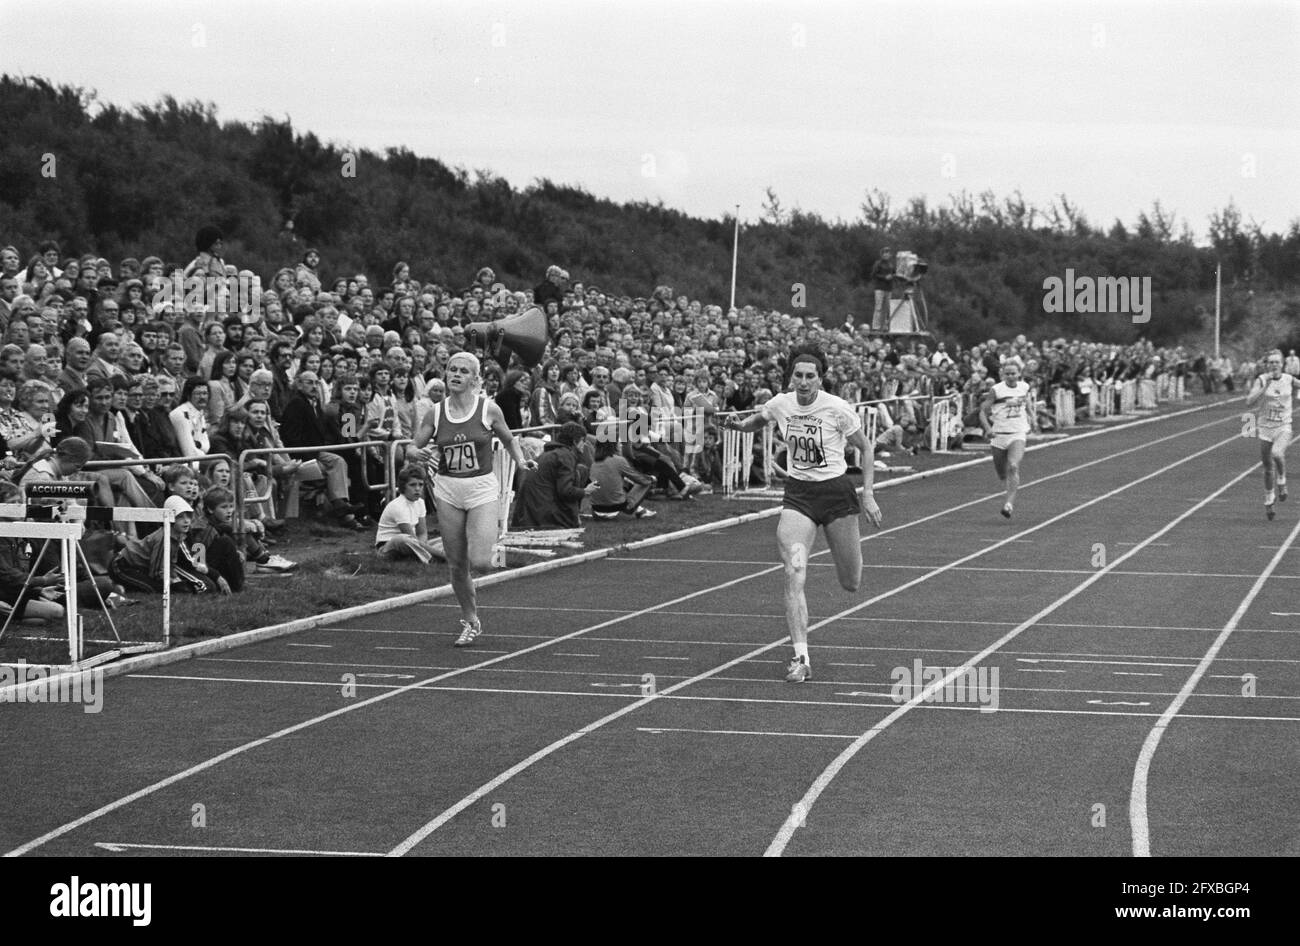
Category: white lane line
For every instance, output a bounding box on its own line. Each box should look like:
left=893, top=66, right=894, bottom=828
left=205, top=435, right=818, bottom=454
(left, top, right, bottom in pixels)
left=827, top=662, right=876, bottom=668
left=1017, top=657, right=1192, bottom=668
left=766, top=440, right=1254, bottom=858
left=136, top=671, right=1300, bottom=703
left=622, top=561, right=1300, bottom=579
left=642, top=656, right=690, bottom=661
left=1018, top=669, right=1067, bottom=674
left=391, top=429, right=1245, bottom=857
left=398, top=613, right=1269, bottom=634
left=287, top=643, right=332, bottom=649
left=554, top=653, right=600, bottom=658
left=94, top=842, right=381, bottom=856
left=1088, top=700, right=1152, bottom=707
left=374, top=647, right=418, bottom=652
left=638, top=727, right=855, bottom=740
left=2, top=412, right=1231, bottom=858
left=1130, top=511, right=1300, bottom=858
left=1113, top=672, right=1164, bottom=677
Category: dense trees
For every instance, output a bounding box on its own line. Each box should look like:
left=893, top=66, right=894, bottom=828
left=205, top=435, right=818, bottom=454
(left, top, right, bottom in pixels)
left=3, top=76, right=1296, bottom=347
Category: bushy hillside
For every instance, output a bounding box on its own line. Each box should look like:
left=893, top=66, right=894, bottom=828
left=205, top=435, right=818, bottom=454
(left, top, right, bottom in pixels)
left=3, top=75, right=1296, bottom=347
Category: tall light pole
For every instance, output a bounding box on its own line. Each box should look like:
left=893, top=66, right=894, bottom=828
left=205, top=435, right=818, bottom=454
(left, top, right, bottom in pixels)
left=1214, top=261, right=1221, bottom=360
left=729, top=205, right=740, bottom=313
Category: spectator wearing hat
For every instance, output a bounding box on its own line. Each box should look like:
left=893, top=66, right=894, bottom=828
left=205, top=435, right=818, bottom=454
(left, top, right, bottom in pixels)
left=110, top=494, right=228, bottom=595
left=511, top=421, right=597, bottom=529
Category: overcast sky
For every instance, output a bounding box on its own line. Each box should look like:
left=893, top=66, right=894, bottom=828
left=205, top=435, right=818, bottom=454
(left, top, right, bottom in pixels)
left=3, top=0, right=1297, bottom=241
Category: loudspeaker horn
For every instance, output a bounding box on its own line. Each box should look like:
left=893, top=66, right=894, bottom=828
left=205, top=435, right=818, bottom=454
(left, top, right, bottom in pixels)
left=465, top=306, right=549, bottom=368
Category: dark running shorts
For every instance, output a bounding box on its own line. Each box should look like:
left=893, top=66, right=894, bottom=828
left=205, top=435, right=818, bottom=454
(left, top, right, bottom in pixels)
left=782, top=474, right=861, bottom=527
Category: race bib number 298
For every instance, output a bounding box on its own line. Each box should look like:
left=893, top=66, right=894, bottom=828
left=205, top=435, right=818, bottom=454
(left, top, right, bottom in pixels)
left=787, top=424, right=826, bottom=468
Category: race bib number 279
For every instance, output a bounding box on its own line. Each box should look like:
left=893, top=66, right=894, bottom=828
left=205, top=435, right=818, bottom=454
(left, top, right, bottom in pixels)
left=442, top=442, right=479, bottom=474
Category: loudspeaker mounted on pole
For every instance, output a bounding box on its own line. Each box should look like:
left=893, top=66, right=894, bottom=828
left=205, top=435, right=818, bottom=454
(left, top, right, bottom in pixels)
left=464, top=306, right=549, bottom=368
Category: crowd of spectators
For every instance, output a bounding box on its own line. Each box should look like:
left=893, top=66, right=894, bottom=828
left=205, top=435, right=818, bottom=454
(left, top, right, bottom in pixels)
left=0, top=229, right=1218, bottom=614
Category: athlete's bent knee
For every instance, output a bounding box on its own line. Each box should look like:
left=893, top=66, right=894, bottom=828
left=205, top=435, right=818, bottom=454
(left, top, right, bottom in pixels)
left=784, top=542, right=807, bottom=581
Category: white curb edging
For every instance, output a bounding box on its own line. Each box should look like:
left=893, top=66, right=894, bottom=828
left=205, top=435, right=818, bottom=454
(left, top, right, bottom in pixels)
left=0, top=397, right=1236, bottom=694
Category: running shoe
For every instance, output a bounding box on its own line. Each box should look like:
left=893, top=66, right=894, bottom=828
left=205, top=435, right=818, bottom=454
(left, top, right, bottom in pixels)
left=633, top=506, right=657, bottom=519
left=1266, top=503, right=1276, bottom=520
left=260, top=555, right=298, bottom=572
left=454, top=617, right=482, bottom=647
left=1280, top=483, right=1289, bottom=502
left=1001, top=503, right=1013, bottom=519
left=784, top=657, right=812, bottom=683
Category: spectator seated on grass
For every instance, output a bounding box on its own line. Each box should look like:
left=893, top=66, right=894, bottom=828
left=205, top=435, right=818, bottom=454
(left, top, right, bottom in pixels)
left=695, top=425, right=724, bottom=487
left=0, top=480, right=126, bottom=620
left=188, top=486, right=250, bottom=591
left=589, top=435, right=655, bottom=520
left=619, top=386, right=701, bottom=500
left=109, top=495, right=229, bottom=596
left=374, top=465, right=436, bottom=564
left=512, top=421, right=597, bottom=530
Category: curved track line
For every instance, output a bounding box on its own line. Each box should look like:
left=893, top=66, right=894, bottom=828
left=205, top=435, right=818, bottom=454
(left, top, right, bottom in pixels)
left=764, top=453, right=1257, bottom=856
left=388, top=430, right=1242, bottom=855
left=1129, top=513, right=1300, bottom=856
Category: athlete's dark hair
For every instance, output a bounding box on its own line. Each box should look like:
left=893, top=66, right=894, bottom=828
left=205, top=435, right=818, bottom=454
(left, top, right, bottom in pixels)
left=783, top=344, right=827, bottom=387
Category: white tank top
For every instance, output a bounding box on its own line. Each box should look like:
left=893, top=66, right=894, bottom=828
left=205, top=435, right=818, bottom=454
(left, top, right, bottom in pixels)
left=1257, top=373, right=1296, bottom=429
left=989, top=381, right=1031, bottom=436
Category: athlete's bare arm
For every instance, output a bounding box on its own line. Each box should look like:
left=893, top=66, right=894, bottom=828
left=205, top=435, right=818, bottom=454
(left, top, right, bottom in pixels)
left=487, top=401, right=537, bottom=470
left=722, top=410, right=768, bottom=434
left=1245, top=374, right=1266, bottom=407
left=979, top=394, right=995, bottom=437
left=846, top=426, right=883, bottom=528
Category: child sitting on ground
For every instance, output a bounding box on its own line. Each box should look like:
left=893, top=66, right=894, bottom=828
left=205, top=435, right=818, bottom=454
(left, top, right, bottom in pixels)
left=109, top=495, right=230, bottom=595
left=374, top=465, right=436, bottom=563
left=589, top=436, right=656, bottom=520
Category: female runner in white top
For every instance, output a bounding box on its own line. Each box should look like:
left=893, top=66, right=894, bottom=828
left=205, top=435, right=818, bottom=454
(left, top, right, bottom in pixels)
left=980, top=360, right=1033, bottom=518
left=1245, top=349, right=1299, bottom=519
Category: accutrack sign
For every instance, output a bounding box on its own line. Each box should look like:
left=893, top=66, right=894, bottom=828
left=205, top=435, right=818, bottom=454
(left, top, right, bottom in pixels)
left=24, top=481, right=95, bottom=500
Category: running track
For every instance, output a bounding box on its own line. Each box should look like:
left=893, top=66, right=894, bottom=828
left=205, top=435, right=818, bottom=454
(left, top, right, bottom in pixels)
left=3, top=398, right=1298, bottom=857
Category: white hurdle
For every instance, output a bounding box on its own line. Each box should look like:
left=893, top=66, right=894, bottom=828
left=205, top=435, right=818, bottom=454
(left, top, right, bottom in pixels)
left=0, top=489, right=176, bottom=665
left=1053, top=388, right=1076, bottom=428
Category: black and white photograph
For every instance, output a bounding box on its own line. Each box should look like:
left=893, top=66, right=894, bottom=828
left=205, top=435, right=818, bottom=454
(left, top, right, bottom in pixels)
left=0, top=0, right=1296, bottom=904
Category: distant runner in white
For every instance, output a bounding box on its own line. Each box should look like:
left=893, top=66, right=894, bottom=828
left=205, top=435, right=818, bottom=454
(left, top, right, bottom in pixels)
left=721, top=347, right=882, bottom=683
left=1245, top=349, right=1298, bottom=520
left=980, top=360, right=1032, bottom=519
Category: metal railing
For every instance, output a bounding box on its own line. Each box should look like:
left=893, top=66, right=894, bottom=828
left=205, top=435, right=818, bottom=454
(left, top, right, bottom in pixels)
left=234, top=440, right=393, bottom=531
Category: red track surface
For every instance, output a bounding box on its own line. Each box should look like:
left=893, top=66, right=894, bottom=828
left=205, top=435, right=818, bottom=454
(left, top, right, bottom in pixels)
left=3, top=399, right=1297, bottom=857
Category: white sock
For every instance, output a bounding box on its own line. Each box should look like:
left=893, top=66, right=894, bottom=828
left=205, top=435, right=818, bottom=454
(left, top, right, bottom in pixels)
left=1279, top=476, right=1287, bottom=486
left=793, top=641, right=809, bottom=663
left=1265, top=490, right=1276, bottom=504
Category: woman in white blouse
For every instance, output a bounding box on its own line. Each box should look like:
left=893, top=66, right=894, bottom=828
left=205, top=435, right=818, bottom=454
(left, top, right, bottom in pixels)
left=170, top=377, right=212, bottom=460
